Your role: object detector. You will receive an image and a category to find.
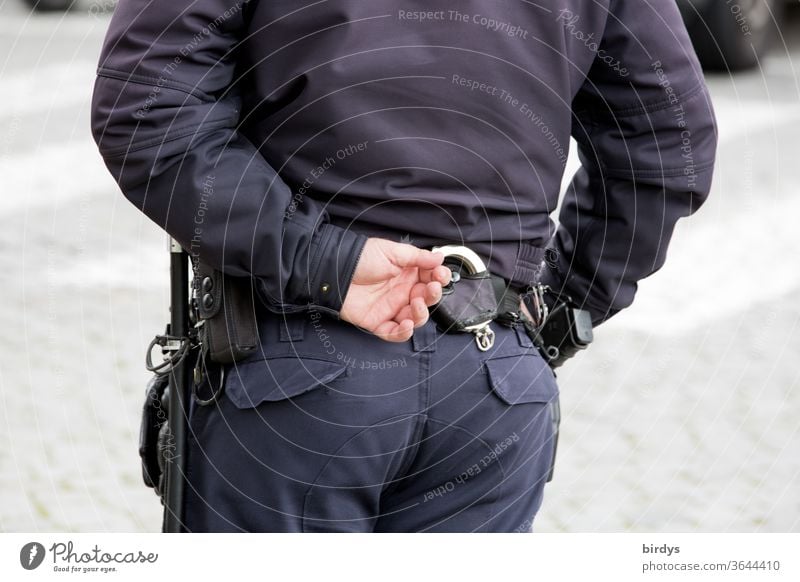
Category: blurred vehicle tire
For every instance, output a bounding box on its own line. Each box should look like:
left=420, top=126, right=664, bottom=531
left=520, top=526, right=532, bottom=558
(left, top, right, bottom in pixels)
left=24, top=0, right=76, bottom=12
left=681, top=0, right=782, bottom=71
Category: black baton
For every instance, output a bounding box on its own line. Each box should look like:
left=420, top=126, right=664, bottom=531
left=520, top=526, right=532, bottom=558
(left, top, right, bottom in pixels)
left=163, top=240, right=192, bottom=533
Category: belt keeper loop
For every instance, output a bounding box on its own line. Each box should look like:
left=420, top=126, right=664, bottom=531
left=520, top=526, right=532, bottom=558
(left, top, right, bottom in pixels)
left=279, top=315, right=305, bottom=343
left=516, top=324, right=534, bottom=348
left=412, top=323, right=437, bottom=352
left=490, top=274, right=525, bottom=328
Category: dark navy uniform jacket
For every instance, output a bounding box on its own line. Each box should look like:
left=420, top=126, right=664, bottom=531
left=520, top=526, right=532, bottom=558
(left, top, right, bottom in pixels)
left=92, top=0, right=716, bottom=325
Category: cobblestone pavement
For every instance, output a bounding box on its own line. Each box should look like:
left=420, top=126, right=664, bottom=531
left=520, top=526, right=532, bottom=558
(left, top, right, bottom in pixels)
left=1, top=1, right=798, bottom=532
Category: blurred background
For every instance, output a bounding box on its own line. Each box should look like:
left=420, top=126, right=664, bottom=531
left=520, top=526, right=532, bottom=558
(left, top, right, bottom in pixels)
left=0, top=0, right=798, bottom=532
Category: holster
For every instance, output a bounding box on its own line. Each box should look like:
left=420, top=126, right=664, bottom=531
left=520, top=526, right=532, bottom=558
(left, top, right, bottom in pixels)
left=138, top=374, right=169, bottom=497
left=527, top=299, right=593, bottom=369
left=193, top=262, right=259, bottom=364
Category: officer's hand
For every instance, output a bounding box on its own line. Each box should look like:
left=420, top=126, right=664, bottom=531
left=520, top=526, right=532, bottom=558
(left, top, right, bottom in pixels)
left=340, top=238, right=451, bottom=342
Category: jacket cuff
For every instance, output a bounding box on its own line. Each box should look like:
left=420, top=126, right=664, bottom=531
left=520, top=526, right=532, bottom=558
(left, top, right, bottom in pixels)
left=307, top=223, right=368, bottom=316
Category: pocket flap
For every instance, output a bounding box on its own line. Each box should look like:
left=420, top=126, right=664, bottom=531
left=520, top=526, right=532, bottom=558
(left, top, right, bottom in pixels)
left=225, top=356, right=347, bottom=409
left=485, top=354, right=558, bottom=405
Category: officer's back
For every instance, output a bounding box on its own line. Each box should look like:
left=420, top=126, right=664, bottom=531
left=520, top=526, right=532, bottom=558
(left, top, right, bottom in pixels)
left=90, top=0, right=716, bottom=532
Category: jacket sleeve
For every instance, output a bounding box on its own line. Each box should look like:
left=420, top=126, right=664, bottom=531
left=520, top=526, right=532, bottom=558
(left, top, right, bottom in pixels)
left=539, top=0, right=717, bottom=325
left=90, top=0, right=367, bottom=317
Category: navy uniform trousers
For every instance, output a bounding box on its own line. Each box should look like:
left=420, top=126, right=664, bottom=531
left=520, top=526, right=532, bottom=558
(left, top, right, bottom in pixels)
left=184, top=304, right=559, bottom=532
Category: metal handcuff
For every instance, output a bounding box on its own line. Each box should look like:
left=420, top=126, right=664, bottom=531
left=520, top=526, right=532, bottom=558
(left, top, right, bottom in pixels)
left=430, top=245, right=497, bottom=351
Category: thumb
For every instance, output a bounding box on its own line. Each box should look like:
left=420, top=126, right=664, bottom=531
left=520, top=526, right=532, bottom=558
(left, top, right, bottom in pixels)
left=388, top=243, right=445, bottom=270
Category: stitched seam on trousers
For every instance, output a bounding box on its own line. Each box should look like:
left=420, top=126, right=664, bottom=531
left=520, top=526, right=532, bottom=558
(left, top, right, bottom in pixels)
left=301, top=413, right=424, bottom=533
left=376, top=351, right=430, bottom=499
left=388, top=348, right=431, bottom=484
left=380, top=412, right=428, bottom=499
left=182, top=405, right=248, bottom=532
left=418, top=418, right=506, bottom=532
left=477, top=405, right=558, bottom=532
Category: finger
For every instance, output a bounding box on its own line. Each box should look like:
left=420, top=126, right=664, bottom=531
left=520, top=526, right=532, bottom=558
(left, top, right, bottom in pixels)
left=393, top=297, right=429, bottom=328
left=410, top=296, right=429, bottom=327
left=418, top=265, right=452, bottom=285
left=424, top=281, right=443, bottom=306
left=409, top=280, right=442, bottom=307
left=393, top=295, right=428, bottom=327
left=390, top=244, right=445, bottom=270
left=394, top=318, right=415, bottom=340
left=373, top=319, right=414, bottom=342
left=393, top=306, right=412, bottom=324
left=372, top=320, right=400, bottom=342
left=409, top=281, right=430, bottom=300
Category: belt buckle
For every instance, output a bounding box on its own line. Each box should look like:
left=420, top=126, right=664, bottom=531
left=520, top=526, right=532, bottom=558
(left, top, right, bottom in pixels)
left=431, top=245, right=495, bottom=352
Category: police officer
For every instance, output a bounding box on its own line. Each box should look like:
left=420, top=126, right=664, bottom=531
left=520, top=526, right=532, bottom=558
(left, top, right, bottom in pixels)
left=91, top=0, right=716, bottom=532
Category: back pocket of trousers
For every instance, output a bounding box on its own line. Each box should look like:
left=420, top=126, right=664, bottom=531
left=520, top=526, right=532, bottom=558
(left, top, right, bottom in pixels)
left=224, top=356, right=348, bottom=409
left=484, top=353, right=558, bottom=405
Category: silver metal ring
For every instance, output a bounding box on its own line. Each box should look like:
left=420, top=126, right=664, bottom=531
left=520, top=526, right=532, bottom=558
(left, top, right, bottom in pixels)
left=430, top=244, right=487, bottom=274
